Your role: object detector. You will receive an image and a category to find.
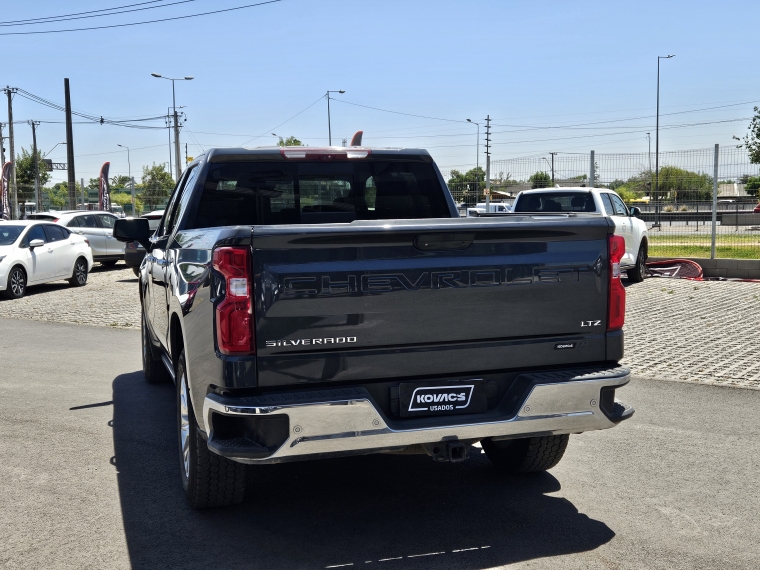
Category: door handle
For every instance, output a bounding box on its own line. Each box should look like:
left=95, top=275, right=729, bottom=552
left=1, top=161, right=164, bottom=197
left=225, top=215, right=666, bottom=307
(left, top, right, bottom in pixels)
left=47, top=248, right=53, bottom=253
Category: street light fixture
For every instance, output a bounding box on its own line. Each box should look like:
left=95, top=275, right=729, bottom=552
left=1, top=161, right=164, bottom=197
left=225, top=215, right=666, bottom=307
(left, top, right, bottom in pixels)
left=43, top=142, right=66, bottom=157
left=326, top=90, right=345, bottom=146
left=117, top=144, right=135, bottom=215
left=151, top=73, right=194, bottom=181
left=655, top=54, right=674, bottom=228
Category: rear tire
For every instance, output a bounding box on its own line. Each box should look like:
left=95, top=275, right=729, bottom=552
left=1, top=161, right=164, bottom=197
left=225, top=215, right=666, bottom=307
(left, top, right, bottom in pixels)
left=482, top=434, right=569, bottom=474
left=627, top=243, right=647, bottom=283
left=177, top=349, right=246, bottom=509
left=132, top=267, right=140, bottom=277
left=3, top=266, right=26, bottom=299
left=68, top=257, right=88, bottom=287
left=142, top=309, right=170, bottom=384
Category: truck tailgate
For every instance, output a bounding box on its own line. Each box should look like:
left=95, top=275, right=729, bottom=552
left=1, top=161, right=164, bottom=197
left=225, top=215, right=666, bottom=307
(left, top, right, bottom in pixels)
left=252, top=215, right=613, bottom=387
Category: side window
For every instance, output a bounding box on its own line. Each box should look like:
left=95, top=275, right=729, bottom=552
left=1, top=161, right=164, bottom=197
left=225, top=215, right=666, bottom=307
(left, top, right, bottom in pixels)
left=97, top=214, right=116, bottom=229
left=25, top=225, right=47, bottom=245
left=67, top=217, right=82, bottom=228
left=167, top=166, right=200, bottom=236
left=610, top=194, right=629, bottom=217
left=157, top=168, right=193, bottom=237
left=600, top=193, right=615, bottom=216
left=79, top=214, right=99, bottom=228
left=43, top=225, right=67, bottom=242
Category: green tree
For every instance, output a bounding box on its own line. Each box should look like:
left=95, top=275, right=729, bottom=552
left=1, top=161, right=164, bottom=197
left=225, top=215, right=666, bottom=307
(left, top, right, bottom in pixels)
left=15, top=147, right=51, bottom=204
left=110, top=175, right=132, bottom=189
left=140, top=163, right=175, bottom=210
left=44, top=181, right=81, bottom=210
left=657, top=165, right=712, bottom=200
left=745, top=176, right=760, bottom=197
left=277, top=136, right=303, bottom=146
left=448, top=167, right=485, bottom=201
left=529, top=171, right=552, bottom=189
left=744, top=106, right=760, bottom=164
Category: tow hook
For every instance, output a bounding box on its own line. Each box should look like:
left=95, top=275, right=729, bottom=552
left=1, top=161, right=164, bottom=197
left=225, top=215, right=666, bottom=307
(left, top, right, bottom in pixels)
left=425, top=442, right=468, bottom=463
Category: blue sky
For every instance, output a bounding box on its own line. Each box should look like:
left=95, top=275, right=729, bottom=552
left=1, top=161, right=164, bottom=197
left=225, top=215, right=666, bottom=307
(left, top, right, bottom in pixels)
left=1, top=0, right=758, bottom=185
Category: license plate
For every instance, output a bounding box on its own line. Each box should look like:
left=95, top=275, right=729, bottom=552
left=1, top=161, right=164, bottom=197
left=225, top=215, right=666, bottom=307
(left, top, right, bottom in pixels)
left=398, top=380, right=487, bottom=418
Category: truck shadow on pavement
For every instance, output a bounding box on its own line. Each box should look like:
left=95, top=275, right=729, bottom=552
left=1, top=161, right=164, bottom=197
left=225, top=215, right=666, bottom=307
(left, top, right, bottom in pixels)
left=112, top=372, right=614, bottom=570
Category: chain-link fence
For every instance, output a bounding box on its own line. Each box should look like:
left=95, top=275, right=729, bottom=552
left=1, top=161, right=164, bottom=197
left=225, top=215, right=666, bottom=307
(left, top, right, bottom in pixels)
left=446, top=146, right=760, bottom=259
left=13, top=186, right=174, bottom=218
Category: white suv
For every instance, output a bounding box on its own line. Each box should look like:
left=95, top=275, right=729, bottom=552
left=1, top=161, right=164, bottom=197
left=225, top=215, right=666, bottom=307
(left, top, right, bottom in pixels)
left=512, top=187, right=649, bottom=282
left=53, top=211, right=125, bottom=266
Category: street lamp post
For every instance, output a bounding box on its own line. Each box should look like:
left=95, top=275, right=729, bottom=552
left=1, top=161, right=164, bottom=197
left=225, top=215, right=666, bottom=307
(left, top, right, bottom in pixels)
left=467, top=119, right=481, bottom=201
left=326, top=90, right=345, bottom=146
left=655, top=55, right=674, bottom=228
left=152, top=73, right=193, bottom=181
left=117, top=144, right=134, bottom=215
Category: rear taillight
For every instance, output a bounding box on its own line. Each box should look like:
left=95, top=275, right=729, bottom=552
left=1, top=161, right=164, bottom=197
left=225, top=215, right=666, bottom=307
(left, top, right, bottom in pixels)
left=52, top=218, right=59, bottom=222
left=213, top=246, right=255, bottom=355
left=607, top=235, right=626, bottom=331
left=84, top=239, right=90, bottom=246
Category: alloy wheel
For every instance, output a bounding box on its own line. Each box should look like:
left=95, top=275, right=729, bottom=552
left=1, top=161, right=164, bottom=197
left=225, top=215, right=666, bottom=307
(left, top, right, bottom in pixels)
left=9, top=269, right=25, bottom=297
left=75, top=260, right=87, bottom=285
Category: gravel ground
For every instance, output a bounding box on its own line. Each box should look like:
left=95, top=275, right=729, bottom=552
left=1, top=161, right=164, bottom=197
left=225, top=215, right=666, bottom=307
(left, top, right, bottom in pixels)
left=622, top=278, right=760, bottom=389
left=2, top=263, right=758, bottom=389
left=0, top=262, right=139, bottom=329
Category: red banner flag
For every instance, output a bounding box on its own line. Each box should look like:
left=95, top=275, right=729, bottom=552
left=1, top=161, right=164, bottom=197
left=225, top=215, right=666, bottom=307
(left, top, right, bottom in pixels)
left=99, top=162, right=111, bottom=212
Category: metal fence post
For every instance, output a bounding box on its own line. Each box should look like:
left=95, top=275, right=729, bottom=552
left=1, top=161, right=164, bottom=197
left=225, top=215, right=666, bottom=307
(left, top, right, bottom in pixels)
left=589, top=151, right=595, bottom=188
left=711, top=144, right=718, bottom=259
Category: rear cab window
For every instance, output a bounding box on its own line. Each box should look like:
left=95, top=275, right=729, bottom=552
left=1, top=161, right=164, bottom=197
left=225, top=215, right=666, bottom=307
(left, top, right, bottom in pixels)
left=186, top=160, right=450, bottom=229
left=514, top=191, right=596, bottom=213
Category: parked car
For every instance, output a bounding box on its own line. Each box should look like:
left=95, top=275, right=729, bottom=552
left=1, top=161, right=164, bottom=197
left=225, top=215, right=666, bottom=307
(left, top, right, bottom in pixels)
left=754, top=202, right=760, bottom=214
left=0, top=221, right=93, bottom=299
left=124, top=210, right=165, bottom=276
left=466, top=202, right=512, bottom=216
left=51, top=210, right=125, bottom=266
left=114, top=146, right=633, bottom=509
left=512, top=187, right=649, bottom=282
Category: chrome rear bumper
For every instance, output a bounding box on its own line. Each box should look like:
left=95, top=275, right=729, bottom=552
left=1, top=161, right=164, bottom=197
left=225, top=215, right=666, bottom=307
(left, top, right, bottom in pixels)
left=202, top=367, right=632, bottom=464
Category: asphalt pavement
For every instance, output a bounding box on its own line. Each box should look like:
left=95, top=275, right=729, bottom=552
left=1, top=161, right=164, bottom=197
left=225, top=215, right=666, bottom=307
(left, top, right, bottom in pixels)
left=0, top=317, right=758, bottom=569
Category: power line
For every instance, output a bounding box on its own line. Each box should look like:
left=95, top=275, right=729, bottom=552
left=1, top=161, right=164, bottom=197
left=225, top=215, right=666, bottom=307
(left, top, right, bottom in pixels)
left=239, top=94, right=325, bottom=146
left=333, top=99, right=468, bottom=123
left=0, top=0, right=168, bottom=25
left=0, top=0, right=282, bottom=35
left=0, top=0, right=198, bottom=28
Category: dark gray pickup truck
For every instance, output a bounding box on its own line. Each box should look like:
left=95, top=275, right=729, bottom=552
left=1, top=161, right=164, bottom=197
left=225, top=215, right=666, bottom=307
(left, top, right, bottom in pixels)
left=114, top=146, right=633, bottom=509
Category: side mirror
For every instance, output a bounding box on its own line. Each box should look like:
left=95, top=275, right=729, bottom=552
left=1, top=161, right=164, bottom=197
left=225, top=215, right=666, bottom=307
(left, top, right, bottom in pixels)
left=114, top=218, right=152, bottom=250
left=29, top=239, right=45, bottom=249
left=629, top=206, right=642, bottom=218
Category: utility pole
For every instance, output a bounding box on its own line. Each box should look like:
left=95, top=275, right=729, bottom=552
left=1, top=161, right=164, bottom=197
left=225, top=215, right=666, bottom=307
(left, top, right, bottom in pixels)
left=81, top=178, right=85, bottom=209
left=655, top=55, right=675, bottom=229
left=64, top=79, right=77, bottom=210
left=326, top=90, right=345, bottom=146
left=549, top=152, right=557, bottom=186
left=30, top=121, right=40, bottom=213
left=484, top=115, right=491, bottom=210
left=6, top=87, right=18, bottom=219
left=0, top=122, right=6, bottom=167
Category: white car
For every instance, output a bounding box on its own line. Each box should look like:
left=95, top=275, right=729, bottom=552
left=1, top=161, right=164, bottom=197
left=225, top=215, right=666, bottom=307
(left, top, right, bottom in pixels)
left=466, top=202, right=512, bottom=217
left=53, top=210, right=125, bottom=266
left=0, top=221, right=93, bottom=299
left=512, top=187, right=649, bottom=282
